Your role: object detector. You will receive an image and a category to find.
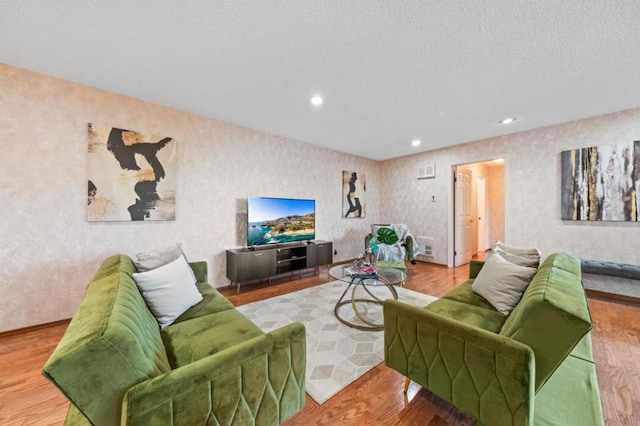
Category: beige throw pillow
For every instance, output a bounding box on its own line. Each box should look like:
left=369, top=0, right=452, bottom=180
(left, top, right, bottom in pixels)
left=134, top=243, right=185, bottom=272
left=493, top=246, right=540, bottom=268
left=495, top=241, right=541, bottom=263
left=472, top=251, right=537, bottom=315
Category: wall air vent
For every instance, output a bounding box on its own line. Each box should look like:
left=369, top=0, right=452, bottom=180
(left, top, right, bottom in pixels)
left=417, top=164, right=436, bottom=179
left=415, top=236, right=434, bottom=260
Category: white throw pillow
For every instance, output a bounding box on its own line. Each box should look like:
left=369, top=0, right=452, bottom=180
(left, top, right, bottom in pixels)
left=472, top=251, right=537, bottom=315
left=132, top=254, right=203, bottom=328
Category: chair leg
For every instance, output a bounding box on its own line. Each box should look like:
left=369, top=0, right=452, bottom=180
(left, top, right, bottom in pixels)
left=403, top=377, right=410, bottom=393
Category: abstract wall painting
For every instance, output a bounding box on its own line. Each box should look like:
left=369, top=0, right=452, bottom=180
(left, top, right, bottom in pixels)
left=343, top=170, right=366, bottom=218
left=561, top=140, right=639, bottom=221
left=87, top=123, right=177, bottom=221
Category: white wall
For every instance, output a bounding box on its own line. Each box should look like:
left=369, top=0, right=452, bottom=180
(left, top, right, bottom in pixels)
left=380, top=109, right=640, bottom=267
left=0, top=65, right=380, bottom=332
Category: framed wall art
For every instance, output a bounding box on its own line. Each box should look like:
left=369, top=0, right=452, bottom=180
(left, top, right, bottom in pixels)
left=561, top=140, right=639, bottom=221
left=87, top=123, right=177, bottom=221
left=343, top=170, right=366, bottom=218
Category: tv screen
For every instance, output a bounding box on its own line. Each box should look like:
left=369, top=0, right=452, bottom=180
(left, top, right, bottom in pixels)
left=247, top=197, right=315, bottom=246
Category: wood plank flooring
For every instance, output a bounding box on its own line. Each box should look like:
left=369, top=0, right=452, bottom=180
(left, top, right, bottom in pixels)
left=1, top=259, right=638, bottom=425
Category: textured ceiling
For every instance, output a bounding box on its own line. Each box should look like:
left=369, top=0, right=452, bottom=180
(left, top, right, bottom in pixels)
left=2, top=1, right=640, bottom=160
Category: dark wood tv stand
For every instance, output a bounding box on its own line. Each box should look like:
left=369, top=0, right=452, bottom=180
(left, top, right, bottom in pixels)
left=226, top=240, right=333, bottom=294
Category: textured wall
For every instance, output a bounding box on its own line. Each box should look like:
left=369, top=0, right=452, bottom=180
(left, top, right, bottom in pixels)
left=3, top=63, right=640, bottom=332
left=380, top=109, right=640, bottom=266
left=0, top=65, right=380, bottom=332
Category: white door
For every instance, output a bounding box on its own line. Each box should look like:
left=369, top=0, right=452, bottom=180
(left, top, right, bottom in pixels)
left=454, top=167, right=473, bottom=266
left=477, top=176, right=487, bottom=252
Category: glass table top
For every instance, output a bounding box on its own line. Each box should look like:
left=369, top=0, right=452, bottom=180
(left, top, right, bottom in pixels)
left=329, top=264, right=406, bottom=286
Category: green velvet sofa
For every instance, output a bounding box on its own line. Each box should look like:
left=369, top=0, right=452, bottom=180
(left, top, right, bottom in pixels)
left=384, top=252, right=604, bottom=425
left=43, top=254, right=306, bottom=425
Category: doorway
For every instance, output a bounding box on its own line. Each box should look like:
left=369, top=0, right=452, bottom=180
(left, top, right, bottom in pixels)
left=452, top=159, right=505, bottom=267
left=454, top=167, right=473, bottom=266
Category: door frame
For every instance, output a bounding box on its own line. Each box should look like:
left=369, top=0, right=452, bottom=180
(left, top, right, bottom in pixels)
left=477, top=176, right=487, bottom=252
left=447, top=158, right=509, bottom=267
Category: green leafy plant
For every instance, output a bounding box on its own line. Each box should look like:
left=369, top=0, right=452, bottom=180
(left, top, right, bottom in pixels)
left=377, top=227, right=399, bottom=245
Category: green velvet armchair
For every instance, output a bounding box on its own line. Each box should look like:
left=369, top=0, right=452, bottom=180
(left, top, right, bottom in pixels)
left=365, top=223, right=417, bottom=264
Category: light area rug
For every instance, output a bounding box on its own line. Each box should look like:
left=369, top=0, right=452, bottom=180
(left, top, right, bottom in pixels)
left=236, top=280, right=437, bottom=405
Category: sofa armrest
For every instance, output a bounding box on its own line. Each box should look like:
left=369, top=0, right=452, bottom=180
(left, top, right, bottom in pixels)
left=404, top=235, right=415, bottom=262
left=188, top=261, right=208, bottom=283
left=122, top=322, right=306, bottom=426
left=384, top=300, right=535, bottom=426
left=469, top=260, right=485, bottom=279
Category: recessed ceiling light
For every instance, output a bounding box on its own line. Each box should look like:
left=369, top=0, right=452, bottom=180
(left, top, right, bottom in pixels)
left=498, top=117, right=517, bottom=125
left=310, top=95, right=323, bottom=106
left=411, top=139, right=421, bottom=147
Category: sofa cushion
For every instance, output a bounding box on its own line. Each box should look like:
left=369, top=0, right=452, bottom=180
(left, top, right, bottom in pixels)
left=42, top=254, right=170, bottom=426
left=499, top=252, right=592, bottom=391
left=472, top=252, right=537, bottom=315
left=132, top=254, right=203, bottom=329
left=441, top=280, right=498, bottom=311
left=161, top=309, right=264, bottom=368
left=425, top=298, right=507, bottom=333
left=570, top=333, right=595, bottom=363
left=534, top=349, right=604, bottom=425
left=172, top=282, right=235, bottom=324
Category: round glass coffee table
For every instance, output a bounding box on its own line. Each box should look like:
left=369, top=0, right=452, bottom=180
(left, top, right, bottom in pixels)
left=329, top=264, right=407, bottom=331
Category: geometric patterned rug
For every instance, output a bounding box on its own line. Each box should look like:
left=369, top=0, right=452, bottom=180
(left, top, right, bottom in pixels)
left=237, top=280, right=437, bottom=404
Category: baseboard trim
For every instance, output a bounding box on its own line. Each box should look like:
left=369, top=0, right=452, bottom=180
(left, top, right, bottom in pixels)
left=0, top=318, right=71, bottom=338
left=586, top=289, right=640, bottom=306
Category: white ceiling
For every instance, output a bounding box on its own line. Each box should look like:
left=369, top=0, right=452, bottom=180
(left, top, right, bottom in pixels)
left=2, top=1, right=640, bottom=160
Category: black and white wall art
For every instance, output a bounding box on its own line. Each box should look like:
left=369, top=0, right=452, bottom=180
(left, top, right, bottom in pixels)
left=87, top=123, right=177, bottom=221
left=343, top=170, right=366, bottom=218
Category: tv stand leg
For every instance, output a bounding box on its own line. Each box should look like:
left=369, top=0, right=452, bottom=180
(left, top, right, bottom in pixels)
left=228, top=281, right=241, bottom=295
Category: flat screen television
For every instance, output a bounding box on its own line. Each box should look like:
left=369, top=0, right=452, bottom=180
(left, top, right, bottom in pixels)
left=247, top=197, right=315, bottom=246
